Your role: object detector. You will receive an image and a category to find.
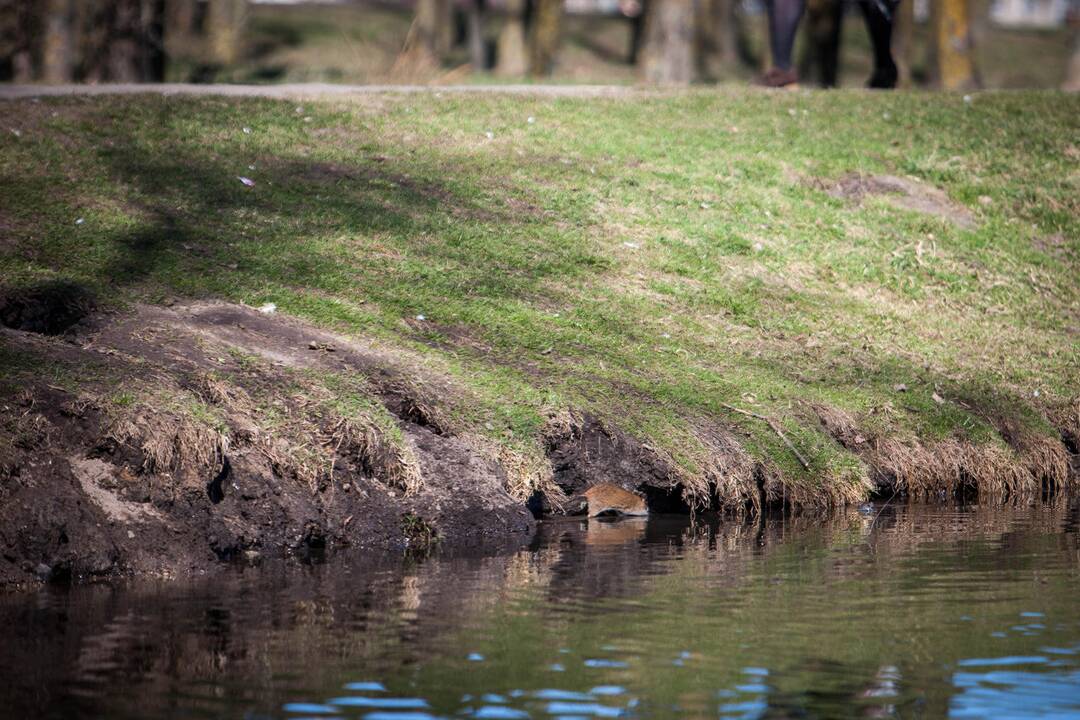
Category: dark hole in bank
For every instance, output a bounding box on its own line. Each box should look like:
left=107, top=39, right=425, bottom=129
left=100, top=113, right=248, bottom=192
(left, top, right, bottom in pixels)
left=206, top=457, right=230, bottom=504
left=0, top=281, right=95, bottom=335
left=638, top=485, right=693, bottom=514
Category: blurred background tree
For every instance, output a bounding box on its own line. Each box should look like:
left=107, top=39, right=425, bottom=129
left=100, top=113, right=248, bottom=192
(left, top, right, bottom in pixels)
left=1, top=0, right=1075, bottom=89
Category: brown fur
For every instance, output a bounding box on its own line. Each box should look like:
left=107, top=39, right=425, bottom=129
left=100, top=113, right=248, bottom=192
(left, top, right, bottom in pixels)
left=584, top=483, right=648, bottom=517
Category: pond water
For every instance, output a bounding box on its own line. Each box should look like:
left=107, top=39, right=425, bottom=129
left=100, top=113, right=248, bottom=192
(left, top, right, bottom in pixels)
left=3, top=502, right=1080, bottom=719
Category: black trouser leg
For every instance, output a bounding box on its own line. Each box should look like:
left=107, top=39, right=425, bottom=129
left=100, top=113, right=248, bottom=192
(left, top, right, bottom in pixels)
left=860, top=0, right=898, bottom=88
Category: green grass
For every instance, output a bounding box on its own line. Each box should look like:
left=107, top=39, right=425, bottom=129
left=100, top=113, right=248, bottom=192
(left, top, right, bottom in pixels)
left=0, top=89, right=1077, bottom=503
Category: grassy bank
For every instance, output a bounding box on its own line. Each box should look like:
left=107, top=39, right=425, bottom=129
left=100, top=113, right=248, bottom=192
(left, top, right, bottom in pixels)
left=1, top=88, right=1077, bottom=508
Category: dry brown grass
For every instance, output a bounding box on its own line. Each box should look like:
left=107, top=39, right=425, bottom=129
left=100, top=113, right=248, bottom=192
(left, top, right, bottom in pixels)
left=329, top=416, right=421, bottom=495
left=811, top=403, right=1076, bottom=500
left=102, top=368, right=425, bottom=496
left=681, top=423, right=757, bottom=510
left=107, top=411, right=228, bottom=478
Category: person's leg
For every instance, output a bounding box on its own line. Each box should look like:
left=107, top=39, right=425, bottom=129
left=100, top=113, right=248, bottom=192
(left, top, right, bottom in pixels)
left=860, top=0, right=899, bottom=88
left=766, top=0, right=807, bottom=71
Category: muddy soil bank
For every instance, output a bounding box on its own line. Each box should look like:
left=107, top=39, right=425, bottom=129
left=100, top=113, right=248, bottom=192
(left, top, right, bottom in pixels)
left=0, top=300, right=693, bottom=590
left=1, top=298, right=1076, bottom=590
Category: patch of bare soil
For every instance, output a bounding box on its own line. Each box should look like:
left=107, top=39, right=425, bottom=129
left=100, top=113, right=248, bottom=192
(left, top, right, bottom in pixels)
left=823, top=173, right=976, bottom=228
left=0, top=299, right=702, bottom=590
left=0, top=300, right=538, bottom=588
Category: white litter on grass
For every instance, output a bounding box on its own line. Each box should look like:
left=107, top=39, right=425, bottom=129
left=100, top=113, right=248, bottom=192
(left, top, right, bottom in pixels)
left=622, top=241, right=640, bottom=249
left=242, top=127, right=252, bottom=134
left=700, top=202, right=711, bottom=209
left=248, top=164, right=256, bottom=171
left=415, top=314, right=426, bottom=321
left=485, top=130, right=494, bottom=140
left=527, top=116, right=536, bottom=124
left=75, top=217, right=85, bottom=225
left=258, top=303, right=277, bottom=314
left=238, top=176, right=256, bottom=187
left=963, top=95, right=973, bottom=104
left=304, top=116, right=312, bottom=123
left=10, top=128, right=21, bottom=137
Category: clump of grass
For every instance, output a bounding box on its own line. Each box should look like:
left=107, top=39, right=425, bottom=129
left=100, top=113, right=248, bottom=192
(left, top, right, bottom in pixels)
left=106, top=406, right=229, bottom=477
left=329, top=415, right=422, bottom=495
left=812, top=403, right=1076, bottom=499
left=401, top=512, right=438, bottom=552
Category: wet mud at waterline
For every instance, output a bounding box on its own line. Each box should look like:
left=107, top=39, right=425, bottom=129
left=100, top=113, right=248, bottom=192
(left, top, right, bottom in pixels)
left=2, top=504, right=1079, bottom=719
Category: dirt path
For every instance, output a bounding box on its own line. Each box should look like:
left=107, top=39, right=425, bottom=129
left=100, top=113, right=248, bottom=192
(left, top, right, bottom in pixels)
left=0, top=83, right=646, bottom=101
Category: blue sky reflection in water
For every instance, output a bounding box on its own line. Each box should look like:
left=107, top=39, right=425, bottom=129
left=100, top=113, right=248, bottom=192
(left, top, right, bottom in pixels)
left=2, top=502, right=1079, bottom=719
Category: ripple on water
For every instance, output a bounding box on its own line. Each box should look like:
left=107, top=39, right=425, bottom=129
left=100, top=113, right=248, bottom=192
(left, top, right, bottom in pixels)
left=951, top=669, right=1080, bottom=718
left=474, top=706, right=530, bottom=719
left=534, top=689, right=593, bottom=701
left=545, top=700, right=624, bottom=717
left=327, top=697, right=430, bottom=709
left=283, top=702, right=339, bottom=714
left=957, top=656, right=1048, bottom=668
left=1040, top=646, right=1080, bottom=655
left=589, top=686, right=625, bottom=696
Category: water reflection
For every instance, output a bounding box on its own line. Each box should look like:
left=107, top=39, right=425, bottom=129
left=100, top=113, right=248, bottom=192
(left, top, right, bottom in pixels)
left=1, top=502, right=1079, bottom=719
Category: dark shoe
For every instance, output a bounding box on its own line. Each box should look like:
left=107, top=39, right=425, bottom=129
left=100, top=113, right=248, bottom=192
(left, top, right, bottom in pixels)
left=867, top=61, right=898, bottom=89
left=757, top=67, right=800, bottom=89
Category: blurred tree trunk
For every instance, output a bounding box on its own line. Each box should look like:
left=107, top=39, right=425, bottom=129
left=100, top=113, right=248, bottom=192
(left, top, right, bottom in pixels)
left=697, top=0, right=738, bottom=79
left=139, top=0, right=166, bottom=81
left=398, top=0, right=446, bottom=72
left=206, top=0, right=247, bottom=68
left=800, top=0, right=842, bottom=86
left=166, top=0, right=198, bottom=36
left=164, top=0, right=201, bottom=79
left=109, top=0, right=143, bottom=81
left=712, top=0, right=739, bottom=67
left=42, top=0, right=76, bottom=83
left=640, top=0, right=697, bottom=84
left=629, top=0, right=648, bottom=64
left=496, top=0, right=529, bottom=75
left=930, top=0, right=978, bottom=89
left=1065, top=21, right=1080, bottom=91
left=72, top=0, right=165, bottom=82
left=893, top=0, right=914, bottom=86
left=527, top=0, right=564, bottom=76
left=76, top=1, right=111, bottom=83
left=0, top=0, right=40, bottom=81
left=465, top=0, right=487, bottom=69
